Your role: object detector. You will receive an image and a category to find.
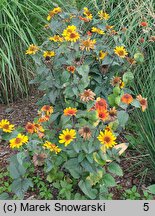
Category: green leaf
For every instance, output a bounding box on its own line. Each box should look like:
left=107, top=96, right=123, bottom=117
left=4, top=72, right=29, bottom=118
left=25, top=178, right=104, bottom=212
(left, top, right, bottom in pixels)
left=93, top=152, right=106, bottom=166
left=108, top=162, right=123, bottom=176
left=9, top=155, right=26, bottom=179
left=86, top=170, right=103, bottom=186
left=147, top=185, right=155, bottom=194
left=103, top=173, right=116, bottom=187
left=0, top=193, right=10, bottom=200
left=113, top=86, right=121, bottom=95
left=131, top=99, right=141, bottom=108
left=62, top=71, right=70, bottom=82
left=81, top=159, right=96, bottom=173
left=11, top=178, right=33, bottom=199
left=78, top=180, right=97, bottom=199
left=117, top=110, right=129, bottom=128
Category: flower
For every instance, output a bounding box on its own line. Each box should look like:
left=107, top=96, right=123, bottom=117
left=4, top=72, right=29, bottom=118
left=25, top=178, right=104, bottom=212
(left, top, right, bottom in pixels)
left=148, top=36, right=155, bottom=42
left=121, top=94, right=133, bottom=104
left=114, top=46, right=128, bottom=58
left=80, top=89, right=96, bottom=102
left=59, top=129, right=76, bottom=146
left=97, top=130, right=117, bottom=149
left=97, top=110, right=109, bottom=121
left=95, top=97, right=108, bottom=111
left=87, top=31, right=92, bottom=36
left=47, top=7, right=62, bottom=21
left=43, top=51, right=55, bottom=58
left=80, top=38, right=96, bottom=51
left=62, top=25, right=77, bottom=36
left=120, top=81, right=125, bottom=89
left=0, top=119, right=14, bottom=133
left=64, top=31, right=80, bottom=42
left=41, top=105, right=54, bottom=116
left=110, top=76, right=121, bottom=86
left=62, top=25, right=80, bottom=42
left=33, top=123, right=45, bottom=138
left=91, top=27, right=105, bottom=35
left=83, top=7, right=93, bottom=20
left=25, top=122, right=35, bottom=134
left=49, top=35, right=64, bottom=42
left=43, top=141, right=61, bottom=154
left=109, top=107, right=117, bottom=121
left=67, top=66, right=76, bottom=73
left=78, top=16, right=89, bottom=22
left=140, top=22, right=148, bottom=27
left=63, top=107, right=77, bottom=116
left=38, top=115, right=50, bottom=123
left=126, top=57, right=136, bottom=65
left=10, top=133, right=28, bottom=149
left=136, top=95, right=148, bottom=112
left=98, top=11, right=110, bottom=20
left=139, top=38, right=145, bottom=43
left=106, top=25, right=114, bottom=30
left=44, top=24, right=50, bottom=30
left=26, top=44, right=39, bottom=55
left=99, top=51, right=108, bottom=60
left=78, top=126, right=92, bottom=140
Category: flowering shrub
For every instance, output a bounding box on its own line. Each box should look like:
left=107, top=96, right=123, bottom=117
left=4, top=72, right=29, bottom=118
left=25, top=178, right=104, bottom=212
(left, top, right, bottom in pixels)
left=0, top=6, right=148, bottom=200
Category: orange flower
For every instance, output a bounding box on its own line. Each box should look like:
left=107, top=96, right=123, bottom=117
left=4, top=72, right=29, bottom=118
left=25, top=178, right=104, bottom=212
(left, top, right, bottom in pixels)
left=67, top=66, right=76, bottom=73
left=38, top=115, right=50, bottom=123
left=64, top=107, right=77, bottom=116
left=121, top=94, right=133, bottom=104
left=41, top=105, right=53, bottom=116
left=87, top=31, right=92, bottom=36
left=139, top=38, right=145, bottom=43
left=140, top=22, right=148, bottom=27
left=136, top=95, right=148, bottom=112
left=97, top=110, right=109, bottom=121
left=95, top=97, right=108, bottom=111
left=78, top=16, right=89, bottom=22
left=25, top=122, right=35, bottom=134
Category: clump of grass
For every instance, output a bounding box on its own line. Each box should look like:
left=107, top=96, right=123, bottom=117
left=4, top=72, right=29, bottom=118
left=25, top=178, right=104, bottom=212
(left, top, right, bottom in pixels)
left=0, top=0, right=52, bottom=104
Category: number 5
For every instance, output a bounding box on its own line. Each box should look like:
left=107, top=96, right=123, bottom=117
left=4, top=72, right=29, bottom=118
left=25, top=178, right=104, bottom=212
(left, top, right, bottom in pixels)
left=143, top=203, right=149, bottom=211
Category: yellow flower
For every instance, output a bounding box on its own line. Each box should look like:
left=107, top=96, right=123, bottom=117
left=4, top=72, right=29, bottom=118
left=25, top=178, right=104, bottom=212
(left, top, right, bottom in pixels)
left=80, top=38, right=96, bottom=51
left=64, top=31, right=80, bottom=42
left=47, top=7, right=62, bottom=21
left=99, top=51, right=108, bottom=60
left=83, top=7, right=93, bottom=20
left=43, top=141, right=61, bottom=154
left=64, top=107, right=77, bottom=116
left=62, top=25, right=80, bottom=42
left=43, top=51, right=55, bottom=58
left=97, top=130, right=116, bottom=149
left=114, top=46, right=128, bottom=58
left=62, top=25, right=77, bottom=37
left=98, top=11, right=110, bottom=20
left=0, top=119, right=14, bottom=133
left=91, top=27, right=105, bottom=35
left=49, top=35, right=64, bottom=42
left=25, top=44, right=39, bottom=55
left=59, top=129, right=76, bottom=146
left=10, top=133, right=28, bottom=149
